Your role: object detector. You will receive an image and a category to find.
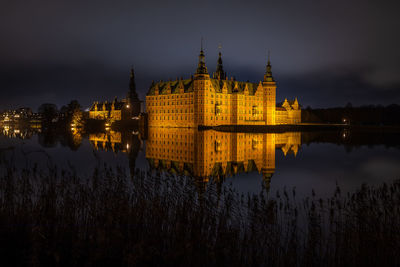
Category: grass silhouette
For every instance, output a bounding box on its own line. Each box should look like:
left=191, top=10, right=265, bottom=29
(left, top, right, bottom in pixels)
left=0, top=158, right=399, bottom=266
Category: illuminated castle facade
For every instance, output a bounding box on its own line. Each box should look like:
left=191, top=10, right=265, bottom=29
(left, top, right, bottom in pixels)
left=146, top=49, right=301, bottom=127
left=89, top=68, right=142, bottom=121
left=146, top=128, right=301, bottom=187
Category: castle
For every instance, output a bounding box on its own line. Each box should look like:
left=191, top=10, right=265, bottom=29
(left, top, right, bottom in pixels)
left=146, top=48, right=301, bottom=127
left=146, top=127, right=301, bottom=189
left=89, top=68, right=142, bottom=121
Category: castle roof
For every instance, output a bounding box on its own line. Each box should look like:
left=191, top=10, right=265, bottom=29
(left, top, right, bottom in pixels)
left=210, top=79, right=258, bottom=94
left=146, top=79, right=194, bottom=95
left=146, top=79, right=259, bottom=96
left=277, top=98, right=301, bottom=110
left=89, top=99, right=125, bottom=111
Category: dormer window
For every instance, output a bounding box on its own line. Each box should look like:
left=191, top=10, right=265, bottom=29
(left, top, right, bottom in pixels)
left=214, top=140, right=222, bottom=152
left=252, top=106, right=258, bottom=116
left=215, top=104, right=222, bottom=115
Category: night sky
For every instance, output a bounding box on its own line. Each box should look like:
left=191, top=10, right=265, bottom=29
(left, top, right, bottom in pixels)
left=1, top=0, right=399, bottom=111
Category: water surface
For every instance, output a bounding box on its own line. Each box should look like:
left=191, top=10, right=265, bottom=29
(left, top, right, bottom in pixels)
left=1, top=126, right=399, bottom=197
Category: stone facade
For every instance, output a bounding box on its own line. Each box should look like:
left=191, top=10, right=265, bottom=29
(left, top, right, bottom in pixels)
left=146, top=49, right=301, bottom=127
left=276, top=98, right=301, bottom=124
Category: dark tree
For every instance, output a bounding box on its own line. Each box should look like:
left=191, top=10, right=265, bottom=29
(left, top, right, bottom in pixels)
left=38, top=103, right=58, bottom=125
left=67, top=100, right=81, bottom=113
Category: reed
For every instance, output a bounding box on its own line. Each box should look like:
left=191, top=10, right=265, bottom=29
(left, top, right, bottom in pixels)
left=0, top=160, right=399, bottom=266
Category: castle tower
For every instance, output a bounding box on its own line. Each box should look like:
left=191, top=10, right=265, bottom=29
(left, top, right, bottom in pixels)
left=194, top=44, right=209, bottom=79
left=194, top=42, right=210, bottom=126
left=213, top=50, right=226, bottom=80
left=128, top=67, right=141, bottom=117
left=262, top=53, right=276, bottom=125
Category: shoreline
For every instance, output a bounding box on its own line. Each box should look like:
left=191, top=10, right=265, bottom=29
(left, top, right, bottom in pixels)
left=198, top=124, right=400, bottom=133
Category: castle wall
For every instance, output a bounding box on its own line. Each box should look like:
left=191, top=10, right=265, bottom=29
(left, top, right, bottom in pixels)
left=146, top=92, right=195, bottom=127
left=146, top=78, right=280, bottom=127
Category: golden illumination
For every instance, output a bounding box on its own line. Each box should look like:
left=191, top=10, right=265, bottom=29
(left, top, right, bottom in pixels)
left=145, top=127, right=301, bottom=182
left=146, top=54, right=300, bottom=127
left=89, top=131, right=124, bottom=152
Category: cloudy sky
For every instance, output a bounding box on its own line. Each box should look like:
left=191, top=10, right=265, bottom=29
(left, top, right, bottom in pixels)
left=1, top=0, right=399, bottom=110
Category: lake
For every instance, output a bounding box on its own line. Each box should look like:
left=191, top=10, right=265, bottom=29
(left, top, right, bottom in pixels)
left=1, top=125, right=400, bottom=197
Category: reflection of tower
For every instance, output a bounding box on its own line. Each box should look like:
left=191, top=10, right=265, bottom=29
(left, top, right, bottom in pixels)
left=194, top=129, right=207, bottom=181
left=262, top=170, right=274, bottom=192
left=262, top=52, right=276, bottom=125
left=126, top=132, right=141, bottom=178
left=261, top=133, right=276, bottom=191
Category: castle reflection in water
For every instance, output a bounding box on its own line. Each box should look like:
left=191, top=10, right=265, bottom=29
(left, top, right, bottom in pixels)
left=0, top=124, right=301, bottom=190
left=89, top=128, right=301, bottom=189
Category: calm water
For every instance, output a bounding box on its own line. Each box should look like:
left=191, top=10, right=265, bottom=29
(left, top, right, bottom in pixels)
left=1, top=125, right=400, bottom=197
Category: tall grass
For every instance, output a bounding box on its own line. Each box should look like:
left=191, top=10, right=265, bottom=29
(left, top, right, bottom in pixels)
left=0, top=160, right=399, bottom=266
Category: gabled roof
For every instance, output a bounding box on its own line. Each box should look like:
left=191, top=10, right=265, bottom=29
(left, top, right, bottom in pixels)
left=147, top=78, right=259, bottom=96
left=147, top=79, right=194, bottom=95
left=89, top=100, right=125, bottom=111
left=210, top=79, right=258, bottom=94
left=277, top=99, right=301, bottom=110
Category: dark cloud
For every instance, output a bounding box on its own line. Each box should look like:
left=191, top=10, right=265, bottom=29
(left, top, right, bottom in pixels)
left=1, top=0, right=400, bottom=110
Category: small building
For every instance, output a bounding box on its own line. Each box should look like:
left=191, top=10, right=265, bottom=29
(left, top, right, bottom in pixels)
left=89, top=68, right=142, bottom=122
left=89, top=98, right=127, bottom=121
left=276, top=98, right=301, bottom=124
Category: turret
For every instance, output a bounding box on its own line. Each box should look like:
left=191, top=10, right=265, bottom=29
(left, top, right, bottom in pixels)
left=193, top=40, right=210, bottom=127
left=194, top=40, right=209, bottom=79
left=213, top=50, right=226, bottom=80
left=127, top=66, right=141, bottom=117
left=128, top=67, right=139, bottom=102
left=264, top=53, right=275, bottom=82
left=262, top=52, right=276, bottom=125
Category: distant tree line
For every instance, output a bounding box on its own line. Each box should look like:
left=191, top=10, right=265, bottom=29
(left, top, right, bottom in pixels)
left=38, top=100, right=85, bottom=128
left=302, top=103, right=400, bottom=125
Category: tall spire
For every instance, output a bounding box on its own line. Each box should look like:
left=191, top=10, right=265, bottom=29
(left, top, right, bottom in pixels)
left=264, top=50, right=274, bottom=82
left=195, top=38, right=208, bottom=76
left=129, top=66, right=139, bottom=100
left=213, top=44, right=226, bottom=80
